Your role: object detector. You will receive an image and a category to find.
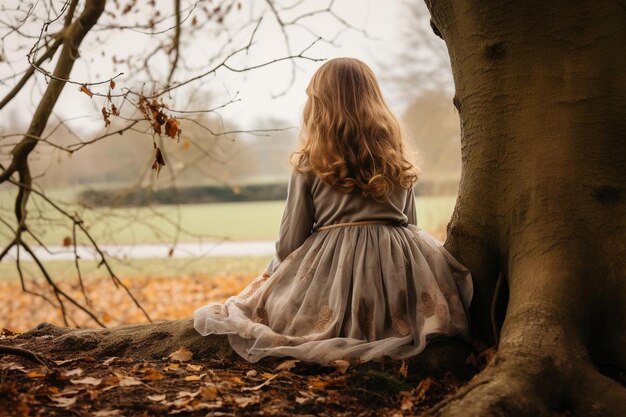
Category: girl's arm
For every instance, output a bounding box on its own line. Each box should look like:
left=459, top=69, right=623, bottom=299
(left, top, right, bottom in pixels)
left=403, top=186, right=417, bottom=226
left=264, top=169, right=315, bottom=276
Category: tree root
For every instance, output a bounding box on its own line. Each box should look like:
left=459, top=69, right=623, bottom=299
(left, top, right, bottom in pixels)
left=568, top=363, right=626, bottom=417
left=14, top=319, right=234, bottom=361
left=430, top=363, right=555, bottom=417
left=0, top=345, right=54, bottom=368
left=427, top=329, right=626, bottom=417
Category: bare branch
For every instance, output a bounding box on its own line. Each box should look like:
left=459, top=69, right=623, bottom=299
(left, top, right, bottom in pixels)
left=0, top=0, right=107, bottom=184
left=0, top=37, right=62, bottom=111
left=166, top=0, right=182, bottom=85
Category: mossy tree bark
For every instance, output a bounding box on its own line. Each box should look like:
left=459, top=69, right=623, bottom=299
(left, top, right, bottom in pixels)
left=425, top=0, right=626, bottom=416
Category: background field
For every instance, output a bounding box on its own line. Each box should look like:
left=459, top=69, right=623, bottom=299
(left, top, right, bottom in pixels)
left=0, top=195, right=456, bottom=280
left=0, top=188, right=456, bottom=331
left=0, top=189, right=457, bottom=246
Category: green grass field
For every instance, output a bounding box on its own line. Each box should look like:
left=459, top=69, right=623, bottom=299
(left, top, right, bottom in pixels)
left=0, top=186, right=457, bottom=281
left=0, top=187, right=456, bottom=245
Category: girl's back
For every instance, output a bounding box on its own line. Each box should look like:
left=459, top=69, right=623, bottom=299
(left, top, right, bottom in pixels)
left=308, top=170, right=414, bottom=227
left=193, top=58, right=473, bottom=365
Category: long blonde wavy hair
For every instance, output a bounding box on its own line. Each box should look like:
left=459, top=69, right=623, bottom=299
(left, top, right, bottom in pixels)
left=292, top=57, right=419, bottom=201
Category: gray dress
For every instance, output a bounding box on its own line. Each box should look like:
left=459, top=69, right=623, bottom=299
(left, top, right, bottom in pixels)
left=193, top=168, right=473, bottom=364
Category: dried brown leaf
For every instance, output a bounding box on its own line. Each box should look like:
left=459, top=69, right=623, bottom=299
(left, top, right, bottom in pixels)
left=235, top=396, right=259, bottom=408
left=401, top=394, right=413, bottom=411
left=164, top=117, right=180, bottom=139
left=63, top=368, right=83, bottom=377
left=79, top=84, right=94, bottom=98
left=117, top=374, right=142, bottom=387
left=70, top=377, right=102, bottom=386
left=201, top=384, right=218, bottom=401
left=152, top=147, right=165, bottom=178
left=148, top=394, right=166, bottom=402
left=93, top=409, right=121, bottom=416
left=184, top=374, right=204, bottom=381
left=168, top=346, right=193, bottom=362
left=399, top=360, right=408, bottom=379
left=414, top=377, right=435, bottom=404
left=177, top=389, right=201, bottom=398
left=333, top=359, right=350, bottom=375
left=143, top=370, right=165, bottom=381
left=274, top=359, right=299, bottom=372
left=50, top=396, right=77, bottom=408
left=102, top=107, right=111, bottom=127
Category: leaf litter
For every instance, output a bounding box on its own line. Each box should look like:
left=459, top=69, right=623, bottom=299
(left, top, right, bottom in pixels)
left=0, top=336, right=492, bottom=416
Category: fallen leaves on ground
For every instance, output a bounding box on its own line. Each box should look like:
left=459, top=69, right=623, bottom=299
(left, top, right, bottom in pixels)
left=0, top=267, right=494, bottom=416
left=0, top=340, right=480, bottom=417
left=0, top=273, right=253, bottom=332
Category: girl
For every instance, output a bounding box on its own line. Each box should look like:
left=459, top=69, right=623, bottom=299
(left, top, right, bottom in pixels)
left=194, top=57, right=472, bottom=364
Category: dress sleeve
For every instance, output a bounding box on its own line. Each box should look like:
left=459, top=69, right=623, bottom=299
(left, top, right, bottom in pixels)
left=403, top=186, right=417, bottom=226
left=264, top=169, right=315, bottom=276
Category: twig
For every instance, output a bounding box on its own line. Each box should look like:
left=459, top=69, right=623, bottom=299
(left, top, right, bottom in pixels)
left=5, top=177, right=152, bottom=324
left=72, top=220, right=91, bottom=307
left=0, top=345, right=55, bottom=369
left=20, top=240, right=106, bottom=327
left=166, top=0, right=182, bottom=85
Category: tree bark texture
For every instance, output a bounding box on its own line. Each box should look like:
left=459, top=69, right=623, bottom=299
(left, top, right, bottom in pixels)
left=8, top=319, right=470, bottom=380
left=13, top=319, right=234, bottom=361
left=425, top=0, right=626, bottom=416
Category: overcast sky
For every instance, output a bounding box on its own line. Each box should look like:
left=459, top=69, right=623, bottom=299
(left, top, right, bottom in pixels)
left=0, top=0, right=447, bottom=136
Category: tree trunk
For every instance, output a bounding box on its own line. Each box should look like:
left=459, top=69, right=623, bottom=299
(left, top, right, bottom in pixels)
left=425, top=0, right=626, bottom=415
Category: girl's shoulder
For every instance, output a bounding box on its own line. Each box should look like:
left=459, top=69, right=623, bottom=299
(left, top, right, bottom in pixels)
left=291, top=157, right=315, bottom=180
left=289, top=160, right=316, bottom=191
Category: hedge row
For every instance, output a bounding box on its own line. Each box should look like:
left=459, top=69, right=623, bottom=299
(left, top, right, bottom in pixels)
left=77, top=183, right=289, bottom=207
left=77, top=180, right=459, bottom=208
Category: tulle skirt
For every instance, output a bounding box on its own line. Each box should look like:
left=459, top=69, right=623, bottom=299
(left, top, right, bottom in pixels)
left=193, top=224, right=472, bottom=364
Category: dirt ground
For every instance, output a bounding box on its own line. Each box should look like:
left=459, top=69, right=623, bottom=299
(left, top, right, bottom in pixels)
left=0, top=327, right=485, bottom=417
